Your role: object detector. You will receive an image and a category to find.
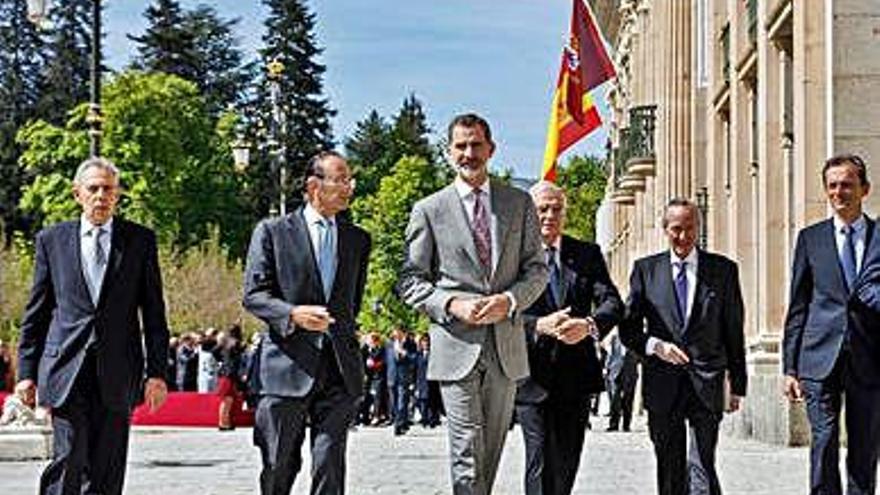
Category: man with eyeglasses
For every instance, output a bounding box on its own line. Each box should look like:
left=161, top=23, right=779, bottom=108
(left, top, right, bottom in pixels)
left=784, top=153, right=880, bottom=495
left=243, top=150, right=371, bottom=495
left=16, top=157, right=170, bottom=495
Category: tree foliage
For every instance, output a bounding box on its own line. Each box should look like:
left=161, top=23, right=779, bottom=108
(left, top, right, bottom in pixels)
left=0, top=0, right=45, bottom=241
left=346, top=94, right=436, bottom=199
left=36, top=0, right=93, bottom=125
left=352, top=155, right=452, bottom=334
left=129, top=1, right=255, bottom=115
left=252, top=0, right=335, bottom=214
left=557, top=154, right=607, bottom=242
left=17, top=71, right=254, bottom=254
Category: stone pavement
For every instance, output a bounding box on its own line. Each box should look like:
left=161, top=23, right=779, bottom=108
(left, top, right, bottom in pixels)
left=0, top=414, right=824, bottom=494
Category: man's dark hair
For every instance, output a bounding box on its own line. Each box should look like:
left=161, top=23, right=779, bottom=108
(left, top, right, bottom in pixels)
left=302, top=150, right=346, bottom=192
left=447, top=113, right=493, bottom=145
left=822, top=153, right=869, bottom=187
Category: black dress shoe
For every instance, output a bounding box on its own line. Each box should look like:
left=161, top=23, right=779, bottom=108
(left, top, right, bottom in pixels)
left=606, top=425, right=619, bottom=432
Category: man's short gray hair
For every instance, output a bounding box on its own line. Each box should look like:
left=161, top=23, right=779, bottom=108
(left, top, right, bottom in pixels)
left=73, top=157, right=120, bottom=185
left=662, top=197, right=700, bottom=228
left=529, top=180, right=567, bottom=209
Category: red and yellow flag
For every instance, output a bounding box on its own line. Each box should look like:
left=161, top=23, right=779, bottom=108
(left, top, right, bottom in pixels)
left=541, top=0, right=616, bottom=182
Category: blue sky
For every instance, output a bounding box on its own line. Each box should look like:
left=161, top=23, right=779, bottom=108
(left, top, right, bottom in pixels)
left=104, top=0, right=610, bottom=179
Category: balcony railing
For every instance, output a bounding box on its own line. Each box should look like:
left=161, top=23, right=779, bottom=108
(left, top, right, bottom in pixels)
left=747, top=0, right=758, bottom=46
left=614, top=128, right=631, bottom=188
left=627, top=105, right=656, bottom=161
left=720, top=24, right=731, bottom=85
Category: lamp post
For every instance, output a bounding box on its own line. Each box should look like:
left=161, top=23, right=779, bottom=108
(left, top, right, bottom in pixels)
left=230, top=58, right=287, bottom=216
left=27, top=0, right=103, bottom=157
left=696, top=186, right=709, bottom=250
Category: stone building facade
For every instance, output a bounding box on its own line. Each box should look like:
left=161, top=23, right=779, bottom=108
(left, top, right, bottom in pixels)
left=595, top=0, right=880, bottom=445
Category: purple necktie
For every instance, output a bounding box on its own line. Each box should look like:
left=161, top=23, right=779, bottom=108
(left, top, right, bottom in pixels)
left=674, top=261, right=688, bottom=323
left=472, top=188, right=492, bottom=274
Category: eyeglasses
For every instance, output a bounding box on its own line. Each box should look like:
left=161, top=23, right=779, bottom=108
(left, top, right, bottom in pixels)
left=317, top=175, right=356, bottom=190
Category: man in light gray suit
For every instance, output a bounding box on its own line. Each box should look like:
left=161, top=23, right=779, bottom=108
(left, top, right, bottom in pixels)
left=398, top=113, right=548, bottom=494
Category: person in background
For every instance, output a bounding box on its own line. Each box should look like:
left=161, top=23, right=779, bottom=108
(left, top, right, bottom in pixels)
left=0, top=340, right=11, bottom=392
left=176, top=333, right=199, bottom=392
left=415, top=334, right=441, bottom=428
left=387, top=327, right=418, bottom=435
left=197, top=328, right=219, bottom=393
left=165, top=336, right=179, bottom=392
left=215, top=324, right=246, bottom=431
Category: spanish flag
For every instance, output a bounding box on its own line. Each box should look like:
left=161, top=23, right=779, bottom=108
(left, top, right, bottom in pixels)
left=541, top=0, right=616, bottom=182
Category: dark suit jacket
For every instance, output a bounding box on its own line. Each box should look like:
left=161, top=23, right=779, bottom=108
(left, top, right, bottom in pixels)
left=17, top=219, right=169, bottom=411
left=784, top=217, right=880, bottom=385
left=242, top=206, right=371, bottom=398
left=519, top=236, right=623, bottom=403
left=620, top=249, right=746, bottom=414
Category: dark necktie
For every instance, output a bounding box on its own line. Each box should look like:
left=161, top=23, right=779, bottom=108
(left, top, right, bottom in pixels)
left=472, top=188, right=492, bottom=274
left=842, top=225, right=858, bottom=290
left=674, top=261, right=688, bottom=323
left=547, top=246, right=562, bottom=307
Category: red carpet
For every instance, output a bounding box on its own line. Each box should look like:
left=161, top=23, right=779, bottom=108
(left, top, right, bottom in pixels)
left=1, top=391, right=252, bottom=428
left=132, top=392, right=254, bottom=427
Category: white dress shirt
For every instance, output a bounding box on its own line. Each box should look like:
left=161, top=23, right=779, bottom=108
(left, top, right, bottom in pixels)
left=833, top=214, right=867, bottom=274
left=303, top=202, right=337, bottom=273
left=646, top=248, right=698, bottom=356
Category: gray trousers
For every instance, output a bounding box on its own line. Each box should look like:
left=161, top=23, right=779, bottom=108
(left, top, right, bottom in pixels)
left=440, top=337, right=517, bottom=495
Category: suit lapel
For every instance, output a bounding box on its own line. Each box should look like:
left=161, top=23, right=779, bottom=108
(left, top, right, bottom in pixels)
left=96, top=219, right=126, bottom=307
left=331, top=221, right=356, bottom=302
left=69, top=222, right=94, bottom=308
left=683, top=250, right=711, bottom=334
left=490, top=182, right=511, bottom=285
left=444, top=185, right=483, bottom=276
left=818, top=219, right=850, bottom=295
left=287, top=209, right=325, bottom=301
left=852, top=216, right=876, bottom=289
left=652, top=255, right=683, bottom=332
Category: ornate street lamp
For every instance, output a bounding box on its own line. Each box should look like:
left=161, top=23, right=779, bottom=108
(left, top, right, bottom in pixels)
left=266, top=58, right=287, bottom=216
left=696, top=186, right=709, bottom=250
left=28, top=0, right=104, bottom=157
left=230, top=135, right=251, bottom=174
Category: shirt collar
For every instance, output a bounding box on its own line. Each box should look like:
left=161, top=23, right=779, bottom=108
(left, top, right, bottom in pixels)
left=833, top=214, right=866, bottom=234
left=303, top=202, right=335, bottom=226
left=454, top=176, right=491, bottom=199
left=670, top=247, right=698, bottom=267
left=80, top=215, right=113, bottom=237
left=542, top=236, right=562, bottom=253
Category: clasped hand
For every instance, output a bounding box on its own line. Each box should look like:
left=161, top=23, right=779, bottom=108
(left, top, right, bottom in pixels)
left=448, top=295, right=511, bottom=325
left=535, top=307, right=598, bottom=345
left=290, top=305, right=335, bottom=332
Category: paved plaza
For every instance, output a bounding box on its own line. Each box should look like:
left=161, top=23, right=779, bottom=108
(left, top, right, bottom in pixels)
left=0, top=413, right=828, bottom=494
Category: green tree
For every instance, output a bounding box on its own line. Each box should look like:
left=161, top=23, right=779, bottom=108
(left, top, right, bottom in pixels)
left=557, top=154, right=607, bottom=241
left=17, top=71, right=254, bottom=253
left=345, top=95, right=437, bottom=199
left=255, top=0, right=335, bottom=213
left=129, top=1, right=255, bottom=116
left=0, top=0, right=45, bottom=242
left=352, top=155, right=452, bottom=334
left=345, top=110, right=391, bottom=198
left=35, top=0, right=93, bottom=125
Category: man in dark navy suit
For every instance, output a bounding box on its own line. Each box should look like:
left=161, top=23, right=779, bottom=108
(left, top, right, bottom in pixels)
left=243, top=151, right=370, bottom=495
left=620, top=197, right=746, bottom=495
left=515, top=181, right=623, bottom=495
left=783, top=153, right=880, bottom=495
left=16, top=157, right=169, bottom=495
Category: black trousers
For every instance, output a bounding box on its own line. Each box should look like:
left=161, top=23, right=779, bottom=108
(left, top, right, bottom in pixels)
left=516, top=397, right=591, bottom=495
left=647, top=376, right=722, bottom=495
left=254, top=349, right=358, bottom=495
left=40, top=354, right=132, bottom=495
left=801, top=353, right=880, bottom=495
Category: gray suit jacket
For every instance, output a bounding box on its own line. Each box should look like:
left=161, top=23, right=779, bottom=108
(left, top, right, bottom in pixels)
left=397, top=181, right=548, bottom=382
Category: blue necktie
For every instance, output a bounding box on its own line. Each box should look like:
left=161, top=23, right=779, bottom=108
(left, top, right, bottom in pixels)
left=318, top=218, right=335, bottom=301
left=842, top=225, right=858, bottom=290
left=547, top=246, right=562, bottom=307
left=674, top=261, right=688, bottom=324
left=88, top=227, right=107, bottom=303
